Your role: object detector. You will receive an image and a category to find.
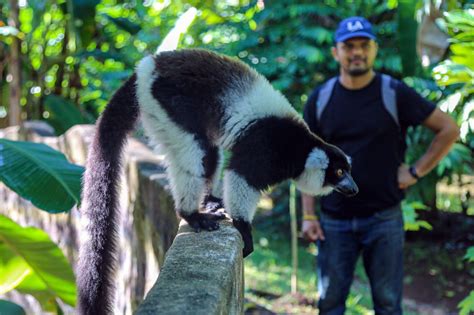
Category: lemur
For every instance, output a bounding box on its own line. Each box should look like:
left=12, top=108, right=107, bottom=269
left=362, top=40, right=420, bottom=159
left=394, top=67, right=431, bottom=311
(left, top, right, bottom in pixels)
left=77, top=49, right=358, bottom=314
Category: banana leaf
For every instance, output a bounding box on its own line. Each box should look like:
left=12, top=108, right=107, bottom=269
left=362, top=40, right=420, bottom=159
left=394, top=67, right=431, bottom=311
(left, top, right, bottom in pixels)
left=0, top=139, right=83, bottom=213
left=0, top=215, right=76, bottom=306
left=0, top=300, right=26, bottom=315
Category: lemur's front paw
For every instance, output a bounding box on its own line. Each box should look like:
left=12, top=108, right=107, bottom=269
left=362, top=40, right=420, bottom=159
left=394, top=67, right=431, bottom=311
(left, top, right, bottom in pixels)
left=202, top=195, right=225, bottom=213
left=232, top=219, right=254, bottom=258
left=181, top=211, right=226, bottom=232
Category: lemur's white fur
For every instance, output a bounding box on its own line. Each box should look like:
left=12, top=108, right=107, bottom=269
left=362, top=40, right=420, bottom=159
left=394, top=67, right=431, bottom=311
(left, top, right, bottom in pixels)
left=136, top=56, right=208, bottom=214
left=295, top=148, right=333, bottom=196
left=305, top=148, right=330, bottom=169
left=223, top=170, right=261, bottom=222
left=210, top=149, right=224, bottom=198
left=218, top=75, right=303, bottom=148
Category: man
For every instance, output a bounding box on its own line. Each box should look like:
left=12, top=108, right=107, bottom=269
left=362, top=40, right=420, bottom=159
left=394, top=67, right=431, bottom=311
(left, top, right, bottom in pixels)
left=301, top=16, right=459, bottom=315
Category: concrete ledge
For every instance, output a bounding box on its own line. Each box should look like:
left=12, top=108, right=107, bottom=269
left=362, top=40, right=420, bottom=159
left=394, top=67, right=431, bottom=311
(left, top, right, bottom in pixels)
left=136, top=220, right=244, bottom=315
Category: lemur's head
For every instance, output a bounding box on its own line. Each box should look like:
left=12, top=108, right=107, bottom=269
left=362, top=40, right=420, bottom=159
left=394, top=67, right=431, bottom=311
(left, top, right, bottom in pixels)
left=295, top=143, right=358, bottom=197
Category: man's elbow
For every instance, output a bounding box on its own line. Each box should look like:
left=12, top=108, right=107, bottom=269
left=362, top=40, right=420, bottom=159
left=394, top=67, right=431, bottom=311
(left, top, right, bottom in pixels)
left=446, top=121, right=460, bottom=142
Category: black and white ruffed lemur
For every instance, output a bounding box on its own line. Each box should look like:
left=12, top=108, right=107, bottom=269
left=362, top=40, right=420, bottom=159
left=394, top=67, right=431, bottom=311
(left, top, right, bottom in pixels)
left=77, top=49, right=358, bottom=314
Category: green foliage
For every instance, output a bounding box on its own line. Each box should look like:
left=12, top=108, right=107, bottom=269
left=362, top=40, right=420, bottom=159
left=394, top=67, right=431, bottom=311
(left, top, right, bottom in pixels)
left=207, top=1, right=402, bottom=110
left=459, top=290, right=474, bottom=315
left=105, top=15, right=141, bottom=35
left=404, top=69, right=472, bottom=208
left=464, top=246, right=474, bottom=262
left=459, top=246, right=474, bottom=314
left=402, top=201, right=432, bottom=231
left=433, top=8, right=474, bottom=148
left=0, top=300, right=26, bottom=315
left=71, top=0, right=101, bottom=47
left=0, top=139, right=83, bottom=213
left=1, top=0, right=404, bottom=126
left=0, top=215, right=76, bottom=308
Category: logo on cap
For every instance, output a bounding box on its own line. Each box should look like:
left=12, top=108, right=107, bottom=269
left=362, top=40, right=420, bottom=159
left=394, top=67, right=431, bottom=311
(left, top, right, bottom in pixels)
left=347, top=21, right=364, bottom=32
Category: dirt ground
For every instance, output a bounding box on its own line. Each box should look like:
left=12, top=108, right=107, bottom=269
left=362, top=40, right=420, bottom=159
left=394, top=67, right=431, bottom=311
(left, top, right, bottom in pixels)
left=245, top=211, right=474, bottom=315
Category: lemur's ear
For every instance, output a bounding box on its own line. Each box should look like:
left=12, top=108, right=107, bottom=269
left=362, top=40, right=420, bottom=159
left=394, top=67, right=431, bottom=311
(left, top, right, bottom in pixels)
left=305, top=148, right=329, bottom=169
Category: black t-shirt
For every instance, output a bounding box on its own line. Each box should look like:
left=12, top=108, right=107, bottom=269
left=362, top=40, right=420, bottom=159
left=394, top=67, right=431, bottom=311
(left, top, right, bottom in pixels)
left=303, top=73, right=436, bottom=218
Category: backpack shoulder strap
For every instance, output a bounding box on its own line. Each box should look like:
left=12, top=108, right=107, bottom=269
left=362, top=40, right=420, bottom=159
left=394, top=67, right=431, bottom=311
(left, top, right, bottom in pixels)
left=316, top=77, right=338, bottom=121
left=381, top=74, right=399, bottom=127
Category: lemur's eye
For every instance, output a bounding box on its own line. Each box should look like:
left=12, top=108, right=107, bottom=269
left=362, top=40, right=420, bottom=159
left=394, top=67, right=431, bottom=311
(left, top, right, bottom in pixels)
left=336, top=169, right=344, bottom=177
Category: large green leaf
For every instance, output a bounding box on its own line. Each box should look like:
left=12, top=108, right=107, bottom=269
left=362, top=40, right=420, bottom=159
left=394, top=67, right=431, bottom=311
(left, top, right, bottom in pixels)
left=0, top=243, right=31, bottom=294
left=0, top=215, right=76, bottom=306
left=0, top=139, right=84, bottom=213
left=15, top=273, right=64, bottom=312
left=0, top=300, right=26, bottom=315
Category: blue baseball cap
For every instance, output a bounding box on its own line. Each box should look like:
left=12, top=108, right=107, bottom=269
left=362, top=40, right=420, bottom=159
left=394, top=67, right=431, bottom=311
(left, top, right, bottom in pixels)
left=334, top=16, right=376, bottom=43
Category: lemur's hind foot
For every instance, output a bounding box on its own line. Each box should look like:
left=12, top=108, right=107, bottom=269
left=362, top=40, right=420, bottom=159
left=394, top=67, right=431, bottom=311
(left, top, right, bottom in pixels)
left=180, top=211, right=226, bottom=232
left=232, top=219, right=254, bottom=258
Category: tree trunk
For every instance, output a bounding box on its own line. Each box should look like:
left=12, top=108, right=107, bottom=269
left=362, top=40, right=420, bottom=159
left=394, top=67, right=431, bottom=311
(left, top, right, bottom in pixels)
left=398, top=0, right=420, bottom=76
left=8, top=0, right=21, bottom=126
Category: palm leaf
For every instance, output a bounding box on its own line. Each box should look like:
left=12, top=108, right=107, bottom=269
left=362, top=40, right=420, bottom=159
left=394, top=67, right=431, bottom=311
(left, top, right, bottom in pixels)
left=0, top=215, right=76, bottom=306
left=0, top=139, right=83, bottom=213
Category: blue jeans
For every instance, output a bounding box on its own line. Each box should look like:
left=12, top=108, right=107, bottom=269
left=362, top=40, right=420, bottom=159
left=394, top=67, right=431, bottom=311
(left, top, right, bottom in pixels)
left=317, top=205, right=404, bottom=315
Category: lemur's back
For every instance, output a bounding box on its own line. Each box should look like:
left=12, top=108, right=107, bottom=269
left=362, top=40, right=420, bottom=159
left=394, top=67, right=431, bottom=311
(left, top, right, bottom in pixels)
left=136, top=49, right=300, bottom=149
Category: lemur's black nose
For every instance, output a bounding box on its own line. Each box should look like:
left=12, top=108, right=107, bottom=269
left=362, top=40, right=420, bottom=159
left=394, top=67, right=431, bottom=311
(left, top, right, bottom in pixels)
left=334, top=173, right=359, bottom=197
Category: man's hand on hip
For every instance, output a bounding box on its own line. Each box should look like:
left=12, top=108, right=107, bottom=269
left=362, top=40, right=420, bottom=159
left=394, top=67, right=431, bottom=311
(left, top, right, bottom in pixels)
left=398, top=164, right=417, bottom=189
left=302, top=220, right=325, bottom=242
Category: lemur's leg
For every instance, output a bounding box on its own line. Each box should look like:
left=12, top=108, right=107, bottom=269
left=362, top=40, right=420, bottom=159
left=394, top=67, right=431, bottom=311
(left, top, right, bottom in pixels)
left=223, top=170, right=260, bottom=257
left=202, top=147, right=224, bottom=213
left=164, top=140, right=225, bottom=232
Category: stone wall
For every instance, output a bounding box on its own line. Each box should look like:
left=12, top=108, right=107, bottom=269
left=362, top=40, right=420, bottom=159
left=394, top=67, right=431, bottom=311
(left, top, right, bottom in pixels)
left=0, top=122, right=243, bottom=314
left=136, top=221, right=244, bottom=315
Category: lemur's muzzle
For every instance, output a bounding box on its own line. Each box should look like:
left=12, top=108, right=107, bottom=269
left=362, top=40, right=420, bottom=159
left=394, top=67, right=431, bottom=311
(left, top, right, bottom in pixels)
left=334, top=173, right=358, bottom=197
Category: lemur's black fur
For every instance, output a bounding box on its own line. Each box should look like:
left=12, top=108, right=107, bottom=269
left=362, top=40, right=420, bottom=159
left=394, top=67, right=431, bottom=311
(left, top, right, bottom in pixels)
left=77, top=49, right=357, bottom=314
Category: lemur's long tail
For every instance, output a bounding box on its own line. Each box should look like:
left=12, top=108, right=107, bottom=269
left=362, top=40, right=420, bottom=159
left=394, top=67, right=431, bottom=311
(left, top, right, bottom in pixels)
left=77, top=74, right=139, bottom=315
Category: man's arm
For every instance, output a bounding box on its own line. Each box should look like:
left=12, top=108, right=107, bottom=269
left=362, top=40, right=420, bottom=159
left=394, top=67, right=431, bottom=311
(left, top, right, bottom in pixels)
left=399, top=108, right=459, bottom=189
left=301, top=193, right=325, bottom=241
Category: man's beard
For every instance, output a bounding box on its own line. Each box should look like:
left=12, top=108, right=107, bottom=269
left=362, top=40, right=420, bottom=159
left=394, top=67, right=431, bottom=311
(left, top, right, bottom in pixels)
left=348, top=67, right=370, bottom=76
left=346, top=58, right=371, bottom=76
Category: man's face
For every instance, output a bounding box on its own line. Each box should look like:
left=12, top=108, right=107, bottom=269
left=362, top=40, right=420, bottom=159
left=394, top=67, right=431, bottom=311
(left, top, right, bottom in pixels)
left=332, top=37, right=378, bottom=76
